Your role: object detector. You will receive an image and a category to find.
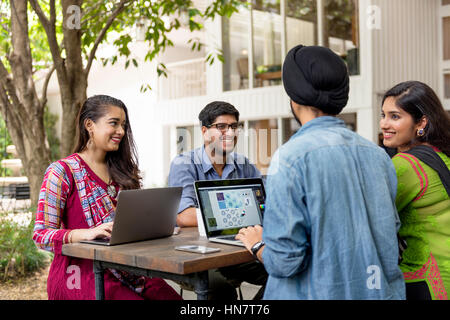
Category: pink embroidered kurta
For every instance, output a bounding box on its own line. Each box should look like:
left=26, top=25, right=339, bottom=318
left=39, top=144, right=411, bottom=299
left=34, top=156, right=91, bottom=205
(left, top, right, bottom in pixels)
left=33, top=154, right=181, bottom=300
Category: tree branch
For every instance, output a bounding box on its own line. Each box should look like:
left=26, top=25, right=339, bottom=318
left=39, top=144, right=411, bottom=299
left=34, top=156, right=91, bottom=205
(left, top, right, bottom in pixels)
left=0, top=82, right=27, bottom=171
left=0, top=58, right=31, bottom=125
left=29, top=0, right=64, bottom=82
left=0, top=81, right=11, bottom=118
left=49, top=0, right=56, bottom=25
left=28, top=0, right=50, bottom=29
left=80, top=1, right=104, bottom=23
left=0, top=59, right=21, bottom=110
left=0, top=59, right=34, bottom=156
left=84, top=0, right=133, bottom=75
left=0, top=83, right=21, bottom=134
left=40, top=64, right=56, bottom=106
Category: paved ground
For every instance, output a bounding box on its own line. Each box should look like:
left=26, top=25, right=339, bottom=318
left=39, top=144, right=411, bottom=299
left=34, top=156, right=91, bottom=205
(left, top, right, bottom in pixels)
left=0, top=265, right=50, bottom=300
left=166, top=280, right=262, bottom=300
left=1, top=210, right=263, bottom=300
left=0, top=264, right=262, bottom=300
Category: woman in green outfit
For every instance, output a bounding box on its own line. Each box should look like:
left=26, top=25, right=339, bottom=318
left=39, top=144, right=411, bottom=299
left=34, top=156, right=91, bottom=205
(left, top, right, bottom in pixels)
left=380, top=81, right=450, bottom=300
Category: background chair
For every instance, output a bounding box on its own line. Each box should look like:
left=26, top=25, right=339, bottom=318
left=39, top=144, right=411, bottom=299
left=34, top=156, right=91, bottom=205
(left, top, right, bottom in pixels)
left=236, top=57, right=249, bottom=89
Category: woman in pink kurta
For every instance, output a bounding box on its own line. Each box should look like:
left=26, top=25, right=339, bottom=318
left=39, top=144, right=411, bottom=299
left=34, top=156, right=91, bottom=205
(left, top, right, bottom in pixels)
left=32, top=95, right=181, bottom=300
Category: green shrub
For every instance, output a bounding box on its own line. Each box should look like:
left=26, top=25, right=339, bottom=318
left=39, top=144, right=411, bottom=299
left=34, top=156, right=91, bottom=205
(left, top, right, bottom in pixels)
left=0, top=214, right=50, bottom=281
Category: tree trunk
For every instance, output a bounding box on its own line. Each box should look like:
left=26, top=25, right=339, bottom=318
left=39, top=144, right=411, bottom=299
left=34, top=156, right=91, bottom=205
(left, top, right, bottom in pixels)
left=60, top=90, right=86, bottom=157
left=1, top=0, right=130, bottom=205
left=0, top=0, right=51, bottom=207
left=59, top=0, right=87, bottom=157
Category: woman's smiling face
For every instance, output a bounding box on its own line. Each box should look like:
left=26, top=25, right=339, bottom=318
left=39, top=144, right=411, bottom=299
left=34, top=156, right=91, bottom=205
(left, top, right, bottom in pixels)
left=380, top=97, right=422, bottom=152
left=87, top=105, right=126, bottom=152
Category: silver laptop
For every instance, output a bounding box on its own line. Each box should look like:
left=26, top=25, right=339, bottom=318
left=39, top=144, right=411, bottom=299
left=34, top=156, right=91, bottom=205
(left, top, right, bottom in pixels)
left=81, top=187, right=182, bottom=246
left=194, top=178, right=265, bottom=247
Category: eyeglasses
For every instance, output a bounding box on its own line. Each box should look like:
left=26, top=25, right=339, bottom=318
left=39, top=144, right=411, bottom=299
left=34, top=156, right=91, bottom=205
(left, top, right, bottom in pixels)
left=206, top=122, right=243, bottom=132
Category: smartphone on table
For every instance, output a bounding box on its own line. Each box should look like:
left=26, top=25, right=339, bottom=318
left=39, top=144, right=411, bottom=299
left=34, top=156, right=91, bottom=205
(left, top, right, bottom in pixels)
left=175, top=245, right=221, bottom=254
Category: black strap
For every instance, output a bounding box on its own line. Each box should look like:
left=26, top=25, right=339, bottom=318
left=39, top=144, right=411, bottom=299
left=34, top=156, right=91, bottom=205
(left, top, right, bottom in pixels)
left=405, top=145, right=450, bottom=197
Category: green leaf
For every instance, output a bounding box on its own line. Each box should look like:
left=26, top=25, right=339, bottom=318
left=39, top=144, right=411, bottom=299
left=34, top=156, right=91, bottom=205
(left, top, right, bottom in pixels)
left=140, top=83, right=152, bottom=93
left=188, top=8, right=201, bottom=17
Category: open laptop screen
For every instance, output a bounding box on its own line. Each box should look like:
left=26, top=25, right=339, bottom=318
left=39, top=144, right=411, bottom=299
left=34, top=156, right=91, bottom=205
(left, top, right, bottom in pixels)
left=195, top=178, right=265, bottom=237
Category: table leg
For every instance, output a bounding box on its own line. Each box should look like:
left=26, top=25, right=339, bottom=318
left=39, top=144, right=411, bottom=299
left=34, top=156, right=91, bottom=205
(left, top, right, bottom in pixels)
left=193, top=271, right=209, bottom=300
left=93, top=261, right=105, bottom=300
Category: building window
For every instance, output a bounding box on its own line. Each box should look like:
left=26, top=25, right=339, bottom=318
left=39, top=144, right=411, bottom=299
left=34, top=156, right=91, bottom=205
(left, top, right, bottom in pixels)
left=444, top=17, right=450, bottom=61
left=337, top=112, right=357, bottom=131
left=445, top=74, right=450, bottom=99
left=248, top=119, right=279, bottom=174
left=323, top=0, right=360, bottom=75
left=287, top=0, right=318, bottom=50
left=222, top=0, right=360, bottom=92
left=252, top=0, right=283, bottom=88
left=222, top=8, right=251, bottom=91
left=176, top=125, right=201, bottom=154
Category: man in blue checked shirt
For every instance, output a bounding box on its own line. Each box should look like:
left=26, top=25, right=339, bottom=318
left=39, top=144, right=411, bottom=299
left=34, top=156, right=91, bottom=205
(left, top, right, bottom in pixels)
left=168, top=101, right=267, bottom=300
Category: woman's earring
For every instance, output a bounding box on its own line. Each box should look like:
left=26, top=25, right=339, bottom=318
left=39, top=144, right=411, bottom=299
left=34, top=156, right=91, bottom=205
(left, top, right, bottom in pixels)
left=87, top=131, right=94, bottom=148
left=417, top=128, right=425, bottom=137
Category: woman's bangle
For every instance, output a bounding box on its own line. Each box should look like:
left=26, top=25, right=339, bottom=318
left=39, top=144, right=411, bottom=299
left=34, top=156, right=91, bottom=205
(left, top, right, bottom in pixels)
left=64, top=231, right=70, bottom=244
left=68, top=230, right=74, bottom=243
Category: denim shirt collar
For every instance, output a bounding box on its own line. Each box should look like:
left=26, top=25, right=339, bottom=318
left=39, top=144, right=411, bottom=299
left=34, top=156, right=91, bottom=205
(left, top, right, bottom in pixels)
left=293, top=116, right=346, bottom=139
left=199, top=145, right=236, bottom=175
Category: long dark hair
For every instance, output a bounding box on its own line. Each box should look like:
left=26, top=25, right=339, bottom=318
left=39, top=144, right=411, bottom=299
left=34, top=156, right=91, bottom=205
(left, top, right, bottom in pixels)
left=73, top=95, right=141, bottom=190
left=382, top=81, right=450, bottom=157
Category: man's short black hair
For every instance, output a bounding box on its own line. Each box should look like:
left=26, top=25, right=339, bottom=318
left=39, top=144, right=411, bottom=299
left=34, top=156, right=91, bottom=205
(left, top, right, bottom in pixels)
left=198, top=101, right=240, bottom=127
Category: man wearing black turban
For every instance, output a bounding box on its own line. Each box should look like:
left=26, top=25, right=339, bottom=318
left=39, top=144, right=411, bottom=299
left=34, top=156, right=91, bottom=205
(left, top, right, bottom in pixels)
left=236, top=45, right=406, bottom=300
left=282, top=45, right=349, bottom=117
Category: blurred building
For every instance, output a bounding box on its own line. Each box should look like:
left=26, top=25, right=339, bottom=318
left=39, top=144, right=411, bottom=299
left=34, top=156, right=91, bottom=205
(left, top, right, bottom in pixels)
left=42, top=0, right=450, bottom=186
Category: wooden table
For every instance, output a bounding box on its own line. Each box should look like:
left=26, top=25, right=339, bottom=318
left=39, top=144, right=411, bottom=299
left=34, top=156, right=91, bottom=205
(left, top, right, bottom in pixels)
left=62, top=227, right=253, bottom=300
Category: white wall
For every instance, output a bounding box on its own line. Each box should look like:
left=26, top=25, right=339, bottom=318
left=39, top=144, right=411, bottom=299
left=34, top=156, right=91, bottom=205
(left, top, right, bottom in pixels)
left=371, top=0, right=439, bottom=93
left=368, top=0, right=440, bottom=141
left=41, top=41, right=166, bottom=188
left=86, top=42, right=167, bottom=188
left=439, top=2, right=450, bottom=109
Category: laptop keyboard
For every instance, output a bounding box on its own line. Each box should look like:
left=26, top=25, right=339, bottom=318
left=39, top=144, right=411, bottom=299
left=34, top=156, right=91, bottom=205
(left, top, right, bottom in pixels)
left=218, top=235, right=238, bottom=240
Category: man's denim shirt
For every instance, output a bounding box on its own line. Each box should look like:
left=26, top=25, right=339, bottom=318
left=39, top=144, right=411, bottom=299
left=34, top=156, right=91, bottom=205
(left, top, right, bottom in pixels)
left=261, top=116, right=406, bottom=300
left=168, top=146, right=261, bottom=213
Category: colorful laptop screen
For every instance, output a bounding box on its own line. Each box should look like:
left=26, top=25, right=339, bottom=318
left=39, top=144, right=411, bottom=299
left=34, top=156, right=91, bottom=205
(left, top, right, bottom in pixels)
left=197, top=184, right=264, bottom=234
